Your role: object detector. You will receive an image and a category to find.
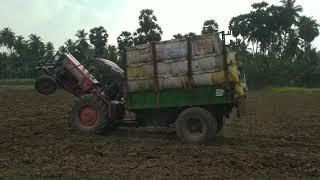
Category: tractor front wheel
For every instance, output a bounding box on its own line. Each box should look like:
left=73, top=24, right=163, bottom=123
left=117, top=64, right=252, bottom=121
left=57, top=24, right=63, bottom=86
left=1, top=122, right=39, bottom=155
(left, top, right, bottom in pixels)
left=35, top=75, right=57, bottom=95
left=69, top=94, right=109, bottom=134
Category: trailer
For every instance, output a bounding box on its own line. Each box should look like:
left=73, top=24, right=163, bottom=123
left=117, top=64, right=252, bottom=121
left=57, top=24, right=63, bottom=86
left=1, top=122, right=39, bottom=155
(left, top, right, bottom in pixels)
left=35, top=31, right=247, bottom=144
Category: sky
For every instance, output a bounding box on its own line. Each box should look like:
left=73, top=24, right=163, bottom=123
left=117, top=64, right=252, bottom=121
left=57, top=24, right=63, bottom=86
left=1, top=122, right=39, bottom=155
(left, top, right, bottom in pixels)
left=0, top=0, right=319, bottom=49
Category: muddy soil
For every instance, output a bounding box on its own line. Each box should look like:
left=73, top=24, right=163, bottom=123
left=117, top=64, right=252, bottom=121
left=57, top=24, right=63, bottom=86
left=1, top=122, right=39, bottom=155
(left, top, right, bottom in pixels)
left=0, top=88, right=320, bottom=179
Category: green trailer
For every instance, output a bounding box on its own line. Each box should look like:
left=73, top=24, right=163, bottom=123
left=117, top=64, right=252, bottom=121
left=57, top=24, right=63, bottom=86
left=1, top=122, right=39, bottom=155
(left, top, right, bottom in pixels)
left=122, top=31, right=246, bottom=143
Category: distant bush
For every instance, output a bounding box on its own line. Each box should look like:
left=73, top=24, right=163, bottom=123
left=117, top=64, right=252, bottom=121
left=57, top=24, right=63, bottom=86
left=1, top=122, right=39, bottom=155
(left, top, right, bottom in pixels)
left=0, top=79, right=34, bottom=86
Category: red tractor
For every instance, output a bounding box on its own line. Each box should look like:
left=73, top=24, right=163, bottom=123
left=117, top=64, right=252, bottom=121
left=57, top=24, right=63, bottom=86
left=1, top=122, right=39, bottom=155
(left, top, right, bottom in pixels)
left=35, top=52, right=125, bottom=134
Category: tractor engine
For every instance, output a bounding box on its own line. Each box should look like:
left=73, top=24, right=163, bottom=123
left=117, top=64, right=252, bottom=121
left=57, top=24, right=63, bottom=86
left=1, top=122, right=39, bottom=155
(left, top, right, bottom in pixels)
left=35, top=52, right=124, bottom=101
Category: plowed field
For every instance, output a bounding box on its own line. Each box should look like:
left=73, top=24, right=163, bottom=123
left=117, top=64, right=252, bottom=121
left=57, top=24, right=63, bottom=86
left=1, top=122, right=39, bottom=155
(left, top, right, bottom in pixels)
left=1, top=88, right=320, bottom=179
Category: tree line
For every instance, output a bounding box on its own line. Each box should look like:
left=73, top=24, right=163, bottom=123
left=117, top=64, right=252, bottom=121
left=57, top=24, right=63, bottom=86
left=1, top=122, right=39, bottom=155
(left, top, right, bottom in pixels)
left=0, top=0, right=319, bottom=88
left=229, top=0, right=320, bottom=87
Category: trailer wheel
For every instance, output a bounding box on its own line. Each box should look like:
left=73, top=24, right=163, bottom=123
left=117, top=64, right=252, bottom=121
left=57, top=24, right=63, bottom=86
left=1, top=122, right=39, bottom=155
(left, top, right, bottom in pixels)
left=69, top=94, right=109, bottom=134
left=176, top=107, right=217, bottom=144
left=34, top=75, right=57, bottom=95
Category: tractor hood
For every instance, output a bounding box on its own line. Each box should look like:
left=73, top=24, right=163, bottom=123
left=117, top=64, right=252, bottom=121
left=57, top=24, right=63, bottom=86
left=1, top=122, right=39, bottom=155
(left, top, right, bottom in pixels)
left=94, top=58, right=124, bottom=75
left=91, top=58, right=124, bottom=99
left=92, top=58, right=124, bottom=82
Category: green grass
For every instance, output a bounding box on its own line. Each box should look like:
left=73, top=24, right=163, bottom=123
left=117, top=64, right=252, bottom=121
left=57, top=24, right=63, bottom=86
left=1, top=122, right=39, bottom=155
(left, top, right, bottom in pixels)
left=270, top=87, right=320, bottom=93
left=0, top=79, right=35, bottom=86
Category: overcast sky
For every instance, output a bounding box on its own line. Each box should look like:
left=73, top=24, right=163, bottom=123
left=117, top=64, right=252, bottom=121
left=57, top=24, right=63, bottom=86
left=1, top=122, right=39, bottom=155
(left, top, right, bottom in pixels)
left=0, top=0, right=319, bottom=49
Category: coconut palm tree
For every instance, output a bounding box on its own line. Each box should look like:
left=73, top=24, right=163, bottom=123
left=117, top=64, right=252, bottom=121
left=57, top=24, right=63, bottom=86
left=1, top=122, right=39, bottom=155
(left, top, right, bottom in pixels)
left=28, top=34, right=45, bottom=52
left=280, top=0, right=303, bottom=18
left=64, top=39, right=76, bottom=54
left=13, top=35, right=27, bottom=57
left=75, top=29, right=91, bottom=63
left=76, top=29, right=88, bottom=44
left=0, top=27, right=16, bottom=52
left=298, top=16, right=319, bottom=43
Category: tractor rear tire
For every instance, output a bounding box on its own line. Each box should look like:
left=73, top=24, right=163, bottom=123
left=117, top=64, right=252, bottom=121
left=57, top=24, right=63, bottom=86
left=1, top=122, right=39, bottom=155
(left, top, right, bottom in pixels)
left=176, top=107, right=217, bottom=144
left=34, top=75, right=57, bottom=95
left=69, top=94, right=109, bottom=134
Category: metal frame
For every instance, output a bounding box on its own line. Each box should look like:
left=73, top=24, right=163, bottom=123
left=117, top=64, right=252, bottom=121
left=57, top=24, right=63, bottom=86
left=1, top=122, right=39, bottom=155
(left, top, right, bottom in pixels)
left=186, top=37, right=193, bottom=105
left=123, top=49, right=129, bottom=110
left=220, top=31, right=234, bottom=103
left=220, top=31, right=229, bottom=86
left=151, top=43, right=160, bottom=107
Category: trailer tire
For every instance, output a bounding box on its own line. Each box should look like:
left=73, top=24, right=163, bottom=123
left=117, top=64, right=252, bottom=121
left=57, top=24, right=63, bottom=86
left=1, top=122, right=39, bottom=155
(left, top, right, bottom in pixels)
left=176, top=107, right=217, bottom=144
left=34, top=75, right=57, bottom=95
left=69, top=94, right=109, bottom=134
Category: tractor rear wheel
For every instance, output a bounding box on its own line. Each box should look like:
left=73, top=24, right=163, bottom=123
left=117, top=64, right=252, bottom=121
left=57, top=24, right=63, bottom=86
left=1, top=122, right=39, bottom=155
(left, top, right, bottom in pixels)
left=69, top=94, right=109, bottom=134
left=176, top=107, right=217, bottom=144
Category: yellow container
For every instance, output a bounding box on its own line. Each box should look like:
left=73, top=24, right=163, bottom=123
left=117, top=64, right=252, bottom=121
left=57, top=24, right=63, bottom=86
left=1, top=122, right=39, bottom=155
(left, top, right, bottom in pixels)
left=211, top=64, right=240, bottom=84
left=228, top=63, right=240, bottom=83
left=234, top=82, right=245, bottom=98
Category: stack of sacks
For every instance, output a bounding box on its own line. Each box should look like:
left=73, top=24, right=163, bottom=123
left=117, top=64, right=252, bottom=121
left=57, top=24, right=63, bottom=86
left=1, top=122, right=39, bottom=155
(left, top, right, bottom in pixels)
left=126, top=33, right=244, bottom=97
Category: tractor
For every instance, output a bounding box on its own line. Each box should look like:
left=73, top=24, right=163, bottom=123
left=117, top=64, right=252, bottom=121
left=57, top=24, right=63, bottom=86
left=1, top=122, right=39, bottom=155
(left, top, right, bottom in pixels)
left=35, top=32, right=247, bottom=143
